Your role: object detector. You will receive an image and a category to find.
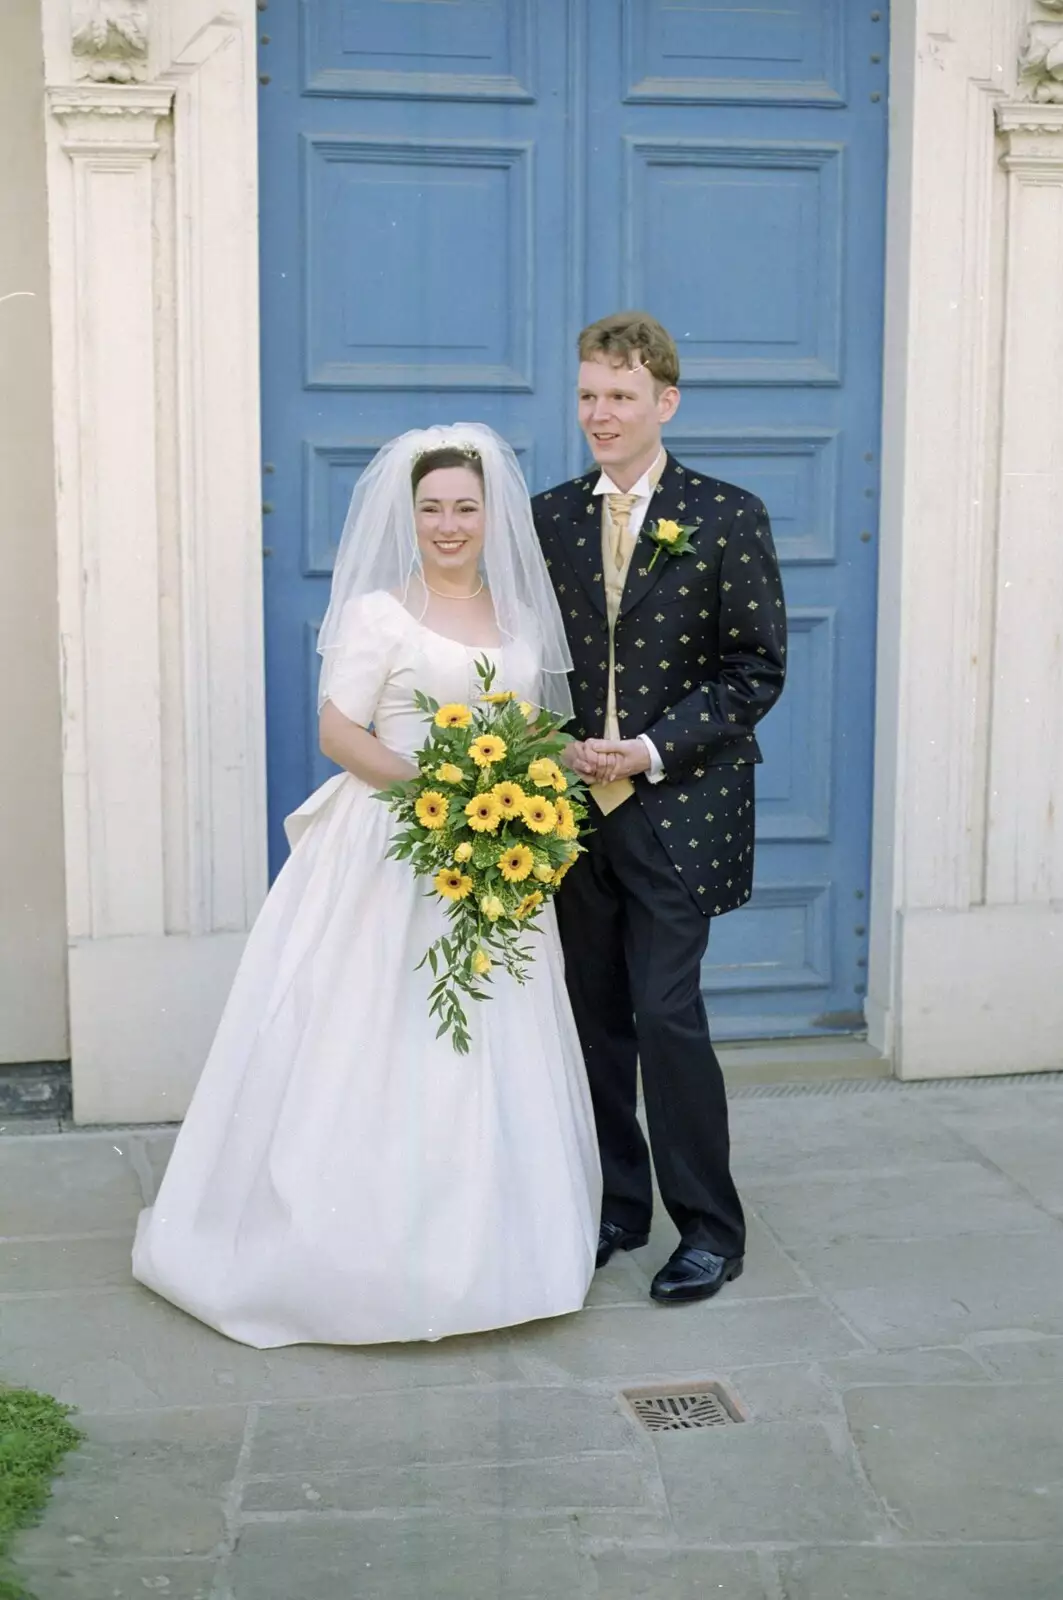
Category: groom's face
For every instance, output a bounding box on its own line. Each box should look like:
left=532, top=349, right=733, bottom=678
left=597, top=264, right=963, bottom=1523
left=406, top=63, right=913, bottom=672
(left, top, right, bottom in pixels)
left=577, top=354, right=679, bottom=482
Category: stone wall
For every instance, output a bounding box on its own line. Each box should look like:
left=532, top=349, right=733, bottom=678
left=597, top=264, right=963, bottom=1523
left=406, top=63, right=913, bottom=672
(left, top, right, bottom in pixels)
left=0, top=0, right=67, bottom=1064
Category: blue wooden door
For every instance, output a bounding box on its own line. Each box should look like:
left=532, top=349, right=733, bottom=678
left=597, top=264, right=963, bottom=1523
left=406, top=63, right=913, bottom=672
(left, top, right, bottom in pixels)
left=258, top=0, right=888, bottom=1039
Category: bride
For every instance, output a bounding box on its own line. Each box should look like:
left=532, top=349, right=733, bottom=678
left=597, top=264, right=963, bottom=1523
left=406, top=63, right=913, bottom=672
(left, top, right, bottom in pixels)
left=132, top=425, right=602, bottom=1349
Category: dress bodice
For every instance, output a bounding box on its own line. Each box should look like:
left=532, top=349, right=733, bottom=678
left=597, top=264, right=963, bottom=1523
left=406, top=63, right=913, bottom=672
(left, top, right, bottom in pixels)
left=320, top=591, right=541, bottom=759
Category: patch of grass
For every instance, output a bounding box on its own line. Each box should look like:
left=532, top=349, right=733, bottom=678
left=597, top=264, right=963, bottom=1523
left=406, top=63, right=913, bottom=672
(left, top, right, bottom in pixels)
left=0, top=1386, right=82, bottom=1600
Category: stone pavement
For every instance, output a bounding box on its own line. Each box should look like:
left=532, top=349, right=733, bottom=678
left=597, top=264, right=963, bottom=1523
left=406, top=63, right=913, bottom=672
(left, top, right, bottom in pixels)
left=2, top=1076, right=1062, bottom=1600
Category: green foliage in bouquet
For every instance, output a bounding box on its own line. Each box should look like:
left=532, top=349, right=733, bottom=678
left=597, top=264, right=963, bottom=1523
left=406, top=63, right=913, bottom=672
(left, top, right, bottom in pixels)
left=376, top=659, right=590, bottom=1052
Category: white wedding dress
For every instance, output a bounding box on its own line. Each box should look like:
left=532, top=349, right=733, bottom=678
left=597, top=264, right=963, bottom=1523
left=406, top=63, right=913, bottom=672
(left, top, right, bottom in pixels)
left=132, top=591, right=601, bottom=1348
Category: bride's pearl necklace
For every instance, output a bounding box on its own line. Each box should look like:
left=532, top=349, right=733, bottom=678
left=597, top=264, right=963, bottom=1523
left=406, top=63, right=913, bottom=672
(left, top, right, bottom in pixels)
left=423, top=576, right=485, bottom=600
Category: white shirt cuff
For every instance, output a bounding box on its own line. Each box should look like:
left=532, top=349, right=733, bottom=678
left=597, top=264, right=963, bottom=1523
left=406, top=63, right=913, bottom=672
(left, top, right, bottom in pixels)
left=638, top=734, right=665, bottom=783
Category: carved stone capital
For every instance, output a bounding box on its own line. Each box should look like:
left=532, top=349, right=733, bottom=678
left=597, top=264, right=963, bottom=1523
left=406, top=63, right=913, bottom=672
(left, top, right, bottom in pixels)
left=72, top=0, right=149, bottom=84
left=1020, top=19, right=1063, bottom=102
left=48, top=83, right=173, bottom=155
left=996, top=99, right=1063, bottom=178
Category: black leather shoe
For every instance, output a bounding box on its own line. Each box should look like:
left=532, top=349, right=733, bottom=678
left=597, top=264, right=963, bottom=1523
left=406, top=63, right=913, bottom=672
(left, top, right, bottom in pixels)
left=596, top=1220, right=650, bottom=1270
left=650, top=1246, right=744, bottom=1304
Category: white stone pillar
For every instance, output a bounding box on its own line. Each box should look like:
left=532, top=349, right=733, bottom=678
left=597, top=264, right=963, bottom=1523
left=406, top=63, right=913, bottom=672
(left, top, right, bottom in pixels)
left=41, top=1, right=265, bottom=1121
left=870, top=0, right=1063, bottom=1077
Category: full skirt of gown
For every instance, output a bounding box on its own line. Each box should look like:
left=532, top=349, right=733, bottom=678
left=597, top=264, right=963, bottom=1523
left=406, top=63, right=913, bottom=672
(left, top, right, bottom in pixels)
left=132, top=594, right=602, bottom=1348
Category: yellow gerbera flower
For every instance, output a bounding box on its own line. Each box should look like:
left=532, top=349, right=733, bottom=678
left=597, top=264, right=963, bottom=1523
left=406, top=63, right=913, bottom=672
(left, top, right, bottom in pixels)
left=435, top=762, right=464, bottom=784
left=481, top=690, right=515, bottom=705
left=434, top=868, right=473, bottom=902
left=454, top=841, right=474, bottom=863
left=533, top=862, right=555, bottom=884
left=414, top=790, right=449, bottom=830
left=435, top=703, right=472, bottom=730
left=527, top=757, right=565, bottom=792
left=498, top=843, right=534, bottom=883
left=465, top=793, right=503, bottom=833
left=491, top=780, right=526, bottom=818
left=522, top=795, right=558, bottom=834
left=471, top=949, right=492, bottom=976
left=519, top=701, right=536, bottom=720
left=554, top=796, right=579, bottom=840
left=469, top=734, right=507, bottom=768
left=515, top=889, right=544, bottom=919
left=480, top=894, right=505, bottom=922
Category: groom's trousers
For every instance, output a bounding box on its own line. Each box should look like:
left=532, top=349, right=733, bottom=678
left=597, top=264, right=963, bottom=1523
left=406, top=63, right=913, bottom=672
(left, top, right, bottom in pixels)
left=556, top=796, right=745, bottom=1260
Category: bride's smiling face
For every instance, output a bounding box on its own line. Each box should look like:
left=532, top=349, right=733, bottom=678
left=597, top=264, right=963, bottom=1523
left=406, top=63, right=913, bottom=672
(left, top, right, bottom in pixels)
left=414, top=465, right=485, bottom=583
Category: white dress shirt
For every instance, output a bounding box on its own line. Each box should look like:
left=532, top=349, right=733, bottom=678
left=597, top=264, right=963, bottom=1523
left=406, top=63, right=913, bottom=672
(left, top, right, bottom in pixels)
left=593, top=450, right=666, bottom=782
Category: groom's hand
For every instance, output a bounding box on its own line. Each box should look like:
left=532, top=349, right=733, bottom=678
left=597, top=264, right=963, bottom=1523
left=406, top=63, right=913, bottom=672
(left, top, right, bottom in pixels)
left=582, top=739, right=652, bottom=782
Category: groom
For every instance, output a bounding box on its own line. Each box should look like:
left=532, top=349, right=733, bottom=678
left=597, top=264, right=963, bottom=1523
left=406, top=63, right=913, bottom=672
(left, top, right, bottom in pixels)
left=532, top=311, right=786, bottom=1304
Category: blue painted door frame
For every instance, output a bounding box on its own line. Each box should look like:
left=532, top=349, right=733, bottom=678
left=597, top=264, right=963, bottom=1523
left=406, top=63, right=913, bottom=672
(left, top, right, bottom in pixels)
left=257, top=0, right=889, bottom=1038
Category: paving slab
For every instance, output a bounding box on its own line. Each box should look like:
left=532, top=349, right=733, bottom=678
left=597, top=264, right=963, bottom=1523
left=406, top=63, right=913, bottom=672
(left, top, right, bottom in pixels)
left=653, top=1419, right=889, bottom=1544
left=13, top=1406, right=247, bottom=1561
left=777, top=1544, right=1063, bottom=1600
left=506, top=1296, right=861, bottom=1383
left=230, top=1516, right=588, bottom=1600
left=845, top=1382, right=1063, bottom=1539
left=933, top=1097, right=1063, bottom=1216
left=247, top=1388, right=636, bottom=1478
left=0, top=1136, right=144, bottom=1236
left=242, top=1451, right=652, bottom=1518
left=750, top=1160, right=1055, bottom=1248
left=588, top=1547, right=772, bottom=1598
left=723, top=1361, right=844, bottom=1422
left=0, top=1233, right=134, bottom=1293
left=799, top=1231, right=1063, bottom=1347
left=0, top=1288, right=525, bottom=1411
left=971, top=1332, right=1063, bottom=1381
left=731, top=1094, right=974, bottom=1183
left=821, top=1345, right=989, bottom=1387
left=9, top=1557, right=216, bottom=1599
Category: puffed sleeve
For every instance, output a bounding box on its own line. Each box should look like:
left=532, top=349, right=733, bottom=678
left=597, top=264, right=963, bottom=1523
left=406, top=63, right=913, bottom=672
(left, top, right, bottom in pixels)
left=317, top=591, right=402, bottom=727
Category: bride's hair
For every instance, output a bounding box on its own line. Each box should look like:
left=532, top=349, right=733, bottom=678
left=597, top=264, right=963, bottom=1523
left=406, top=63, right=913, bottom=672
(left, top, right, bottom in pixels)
left=411, top=447, right=484, bottom=493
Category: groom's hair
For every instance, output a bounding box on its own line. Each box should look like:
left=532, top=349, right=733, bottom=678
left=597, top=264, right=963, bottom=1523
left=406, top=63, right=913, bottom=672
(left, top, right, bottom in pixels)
left=578, top=312, right=680, bottom=389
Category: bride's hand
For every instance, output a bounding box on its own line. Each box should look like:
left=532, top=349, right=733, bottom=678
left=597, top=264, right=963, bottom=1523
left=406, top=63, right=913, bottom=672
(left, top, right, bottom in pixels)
left=560, top=740, right=597, bottom=780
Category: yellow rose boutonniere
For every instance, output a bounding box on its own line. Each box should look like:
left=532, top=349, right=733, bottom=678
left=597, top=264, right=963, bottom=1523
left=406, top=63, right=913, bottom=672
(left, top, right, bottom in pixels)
left=645, top=517, right=697, bottom=570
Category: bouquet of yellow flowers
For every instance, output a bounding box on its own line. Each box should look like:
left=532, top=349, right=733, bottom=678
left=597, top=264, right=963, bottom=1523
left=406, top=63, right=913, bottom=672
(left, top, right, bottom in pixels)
left=376, top=659, right=589, bottom=1053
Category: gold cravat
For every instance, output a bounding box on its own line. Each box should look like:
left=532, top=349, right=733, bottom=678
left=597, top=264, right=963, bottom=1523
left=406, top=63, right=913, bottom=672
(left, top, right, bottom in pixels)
left=591, top=493, right=641, bottom=815
left=590, top=460, right=667, bottom=816
left=606, top=493, right=638, bottom=570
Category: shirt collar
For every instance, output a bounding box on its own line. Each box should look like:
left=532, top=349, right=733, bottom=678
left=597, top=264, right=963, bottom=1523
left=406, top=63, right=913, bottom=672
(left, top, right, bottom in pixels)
left=593, top=448, right=665, bottom=500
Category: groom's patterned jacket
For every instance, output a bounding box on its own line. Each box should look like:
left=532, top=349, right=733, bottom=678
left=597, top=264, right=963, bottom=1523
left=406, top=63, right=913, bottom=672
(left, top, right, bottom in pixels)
left=532, top=455, right=786, bottom=916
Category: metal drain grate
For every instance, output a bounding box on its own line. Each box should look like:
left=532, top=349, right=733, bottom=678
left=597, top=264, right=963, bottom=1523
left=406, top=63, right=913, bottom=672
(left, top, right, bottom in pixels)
left=621, top=1382, right=744, bottom=1432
